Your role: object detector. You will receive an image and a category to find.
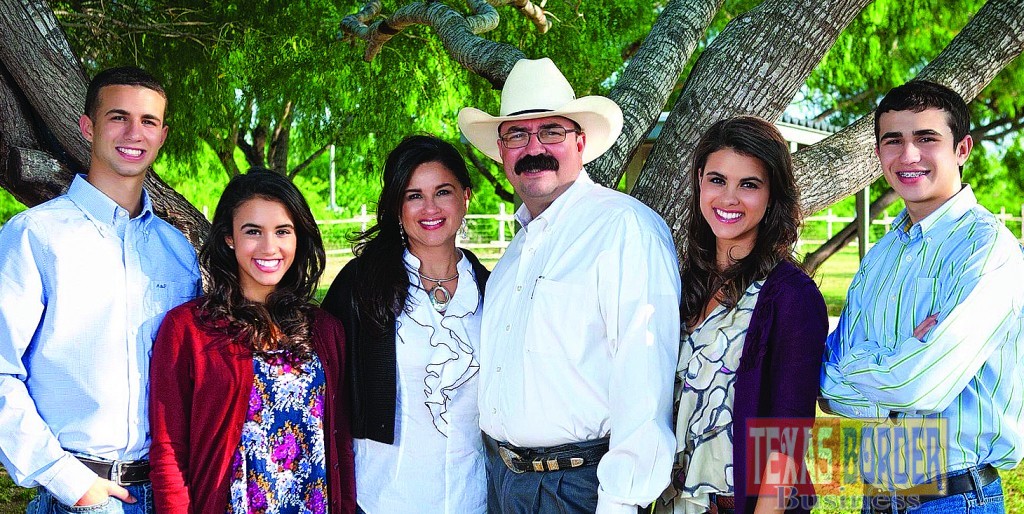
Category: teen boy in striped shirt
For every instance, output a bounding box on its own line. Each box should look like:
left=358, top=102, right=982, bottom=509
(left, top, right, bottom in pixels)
left=821, top=80, right=1024, bottom=513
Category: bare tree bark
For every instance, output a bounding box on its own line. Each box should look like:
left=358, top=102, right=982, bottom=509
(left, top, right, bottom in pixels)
left=0, top=0, right=89, bottom=171
left=588, top=0, right=724, bottom=188
left=340, top=0, right=523, bottom=88
left=0, top=0, right=210, bottom=247
left=633, top=0, right=870, bottom=249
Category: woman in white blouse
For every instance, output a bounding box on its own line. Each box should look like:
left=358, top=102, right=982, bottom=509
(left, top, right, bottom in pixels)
left=321, top=134, right=489, bottom=513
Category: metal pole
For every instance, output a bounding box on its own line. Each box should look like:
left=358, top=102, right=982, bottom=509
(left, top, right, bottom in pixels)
left=329, top=144, right=337, bottom=211
left=856, top=185, right=870, bottom=260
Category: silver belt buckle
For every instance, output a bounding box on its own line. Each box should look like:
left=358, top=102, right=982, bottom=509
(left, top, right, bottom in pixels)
left=111, top=460, right=125, bottom=485
left=498, top=446, right=526, bottom=474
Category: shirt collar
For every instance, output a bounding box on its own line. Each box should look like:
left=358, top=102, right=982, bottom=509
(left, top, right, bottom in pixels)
left=66, top=174, right=155, bottom=228
left=513, top=168, right=595, bottom=231
left=890, top=184, right=976, bottom=240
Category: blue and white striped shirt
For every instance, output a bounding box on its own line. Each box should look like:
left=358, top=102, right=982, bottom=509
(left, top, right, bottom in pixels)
left=0, top=175, right=200, bottom=505
left=821, top=185, right=1024, bottom=480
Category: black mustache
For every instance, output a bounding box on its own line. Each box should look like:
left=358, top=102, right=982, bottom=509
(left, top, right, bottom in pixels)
left=514, top=154, right=559, bottom=175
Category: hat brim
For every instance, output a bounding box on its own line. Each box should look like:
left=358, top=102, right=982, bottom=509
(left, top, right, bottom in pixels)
left=458, top=96, right=623, bottom=164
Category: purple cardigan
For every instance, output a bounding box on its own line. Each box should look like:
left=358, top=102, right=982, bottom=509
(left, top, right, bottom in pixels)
left=731, top=260, right=827, bottom=514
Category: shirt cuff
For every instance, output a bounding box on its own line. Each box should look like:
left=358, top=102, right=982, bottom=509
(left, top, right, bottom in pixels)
left=42, top=454, right=97, bottom=506
left=596, top=492, right=643, bottom=514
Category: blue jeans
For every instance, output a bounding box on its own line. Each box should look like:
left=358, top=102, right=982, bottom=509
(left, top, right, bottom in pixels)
left=861, top=469, right=1004, bottom=514
left=484, top=436, right=599, bottom=514
left=26, top=483, right=153, bottom=514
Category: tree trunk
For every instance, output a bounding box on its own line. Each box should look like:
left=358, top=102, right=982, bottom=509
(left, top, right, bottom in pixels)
left=0, top=0, right=210, bottom=247
left=588, top=0, right=724, bottom=188
left=632, top=0, right=871, bottom=251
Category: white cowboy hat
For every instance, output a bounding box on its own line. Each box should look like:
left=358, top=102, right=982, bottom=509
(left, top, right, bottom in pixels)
left=457, top=58, right=623, bottom=164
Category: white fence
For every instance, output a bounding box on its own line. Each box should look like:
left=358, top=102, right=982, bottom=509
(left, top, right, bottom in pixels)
left=321, top=204, right=1024, bottom=256
left=801, top=205, right=1024, bottom=247
left=318, top=204, right=517, bottom=255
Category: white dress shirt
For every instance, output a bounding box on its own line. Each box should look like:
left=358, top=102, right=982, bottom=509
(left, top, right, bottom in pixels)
left=479, top=171, right=681, bottom=514
left=355, top=251, right=486, bottom=513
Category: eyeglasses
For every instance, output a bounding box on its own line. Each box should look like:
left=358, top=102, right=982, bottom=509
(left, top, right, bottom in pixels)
left=499, top=126, right=582, bottom=149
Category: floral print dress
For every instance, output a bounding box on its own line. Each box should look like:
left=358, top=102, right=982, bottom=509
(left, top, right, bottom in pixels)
left=227, top=353, right=329, bottom=514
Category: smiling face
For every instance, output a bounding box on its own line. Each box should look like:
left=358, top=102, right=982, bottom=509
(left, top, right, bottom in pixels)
left=400, top=161, right=471, bottom=256
left=226, top=197, right=297, bottom=303
left=79, top=84, right=168, bottom=183
left=876, top=107, right=971, bottom=224
left=496, top=116, right=584, bottom=217
left=698, top=148, right=771, bottom=265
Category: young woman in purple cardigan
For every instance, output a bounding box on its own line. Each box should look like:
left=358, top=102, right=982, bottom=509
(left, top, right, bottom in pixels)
left=659, top=116, right=827, bottom=514
left=149, top=170, right=355, bottom=514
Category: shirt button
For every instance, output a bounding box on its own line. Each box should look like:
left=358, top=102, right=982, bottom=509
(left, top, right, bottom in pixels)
left=496, top=367, right=501, bottom=372
left=905, top=255, right=913, bottom=262
left=493, top=408, right=497, bottom=414
left=516, top=285, right=522, bottom=292
left=505, top=324, right=511, bottom=332
left=891, top=295, right=897, bottom=301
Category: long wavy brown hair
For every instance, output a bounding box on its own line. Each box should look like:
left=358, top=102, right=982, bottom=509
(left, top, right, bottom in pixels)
left=350, top=134, right=472, bottom=336
left=197, top=168, right=326, bottom=360
left=680, top=116, right=801, bottom=328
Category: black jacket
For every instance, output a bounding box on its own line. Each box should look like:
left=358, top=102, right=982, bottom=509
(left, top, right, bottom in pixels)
left=320, top=249, right=489, bottom=443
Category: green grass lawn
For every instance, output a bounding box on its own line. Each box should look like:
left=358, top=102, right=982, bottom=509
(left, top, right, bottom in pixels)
left=3, top=245, right=1021, bottom=511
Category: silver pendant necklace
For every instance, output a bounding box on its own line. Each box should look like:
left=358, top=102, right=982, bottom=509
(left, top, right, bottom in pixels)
left=413, top=268, right=459, bottom=312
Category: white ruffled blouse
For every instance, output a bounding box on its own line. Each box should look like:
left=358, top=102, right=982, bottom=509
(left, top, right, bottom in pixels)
left=353, top=250, right=486, bottom=514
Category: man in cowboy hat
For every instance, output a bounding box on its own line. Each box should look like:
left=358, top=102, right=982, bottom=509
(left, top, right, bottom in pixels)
left=459, top=58, right=681, bottom=513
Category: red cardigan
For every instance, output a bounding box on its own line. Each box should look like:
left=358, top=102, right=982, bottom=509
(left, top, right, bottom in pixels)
left=149, top=300, right=355, bottom=514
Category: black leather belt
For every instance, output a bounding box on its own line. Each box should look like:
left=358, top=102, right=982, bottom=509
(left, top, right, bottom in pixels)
left=865, top=464, right=999, bottom=513
left=497, top=438, right=609, bottom=474
left=76, top=456, right=150, bottom=486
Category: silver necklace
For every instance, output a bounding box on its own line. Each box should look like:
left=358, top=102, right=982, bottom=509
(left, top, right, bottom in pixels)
left=413, top=268, right=459, bottom=312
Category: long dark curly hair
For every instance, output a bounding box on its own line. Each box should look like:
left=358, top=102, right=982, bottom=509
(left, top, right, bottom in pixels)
left=352, top=134, right=471, bottom=334
left=680, top=116, right=801, bottom=327
left=197, top=168, right=326, bottom=360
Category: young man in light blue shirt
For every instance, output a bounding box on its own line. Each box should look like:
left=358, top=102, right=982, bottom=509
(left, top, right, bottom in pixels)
left=0, top=67, right=200, bottom=513
left=821, top=80, right=1024, bottom=514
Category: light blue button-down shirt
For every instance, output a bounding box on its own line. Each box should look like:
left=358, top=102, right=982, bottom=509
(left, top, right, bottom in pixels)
left=0, top=175, right=200, bottom=505
left=821, top=185, right=1024, bottom=484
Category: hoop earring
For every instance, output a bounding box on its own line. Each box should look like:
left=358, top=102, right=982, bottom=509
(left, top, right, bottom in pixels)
left=459, top=218, right=468, bottom=240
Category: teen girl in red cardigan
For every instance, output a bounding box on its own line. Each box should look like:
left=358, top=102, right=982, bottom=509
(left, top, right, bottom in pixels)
left=149, top=169, right=355, bottom=513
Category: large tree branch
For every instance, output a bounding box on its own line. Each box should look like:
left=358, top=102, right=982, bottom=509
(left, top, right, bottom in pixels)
left=973, top=114, right=1024, bottom=142
left=288, top=143, right=331, bottom=180
left=268, top=101, right=293, bottom=174
left=632, top=0, right=869, bottom=247
left=797, top=0, right=1024, bottom=215
left=463, top=142, right=513, bottom=202
left=588, top=0, right=723, bottom=188
left=340, top=0, right=523, bottom=87
left=801, top=187, right=899, bottom=274
left=0, top=0, right=89, bottom=171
